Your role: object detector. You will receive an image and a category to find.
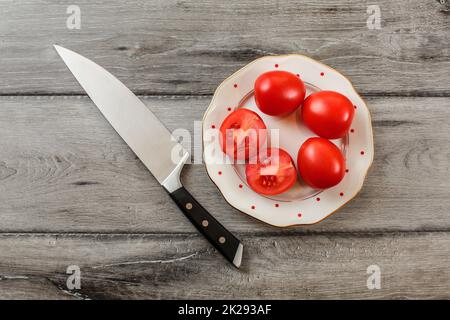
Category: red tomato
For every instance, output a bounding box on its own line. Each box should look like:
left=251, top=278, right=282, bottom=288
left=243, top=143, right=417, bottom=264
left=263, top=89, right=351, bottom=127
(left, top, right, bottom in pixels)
left=246, top=148, right=297, bottom=195
left=219, top=108, right=267, bottom=161
left=254, top=71, right=306, bottom=116
left=302, top=91, right=355, bottom=139
left=297, top=137, right=345, bottom=189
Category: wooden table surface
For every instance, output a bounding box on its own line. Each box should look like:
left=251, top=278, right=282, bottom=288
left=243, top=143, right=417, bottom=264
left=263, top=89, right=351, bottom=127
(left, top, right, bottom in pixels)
left=0, top=0, right=449, bottom=299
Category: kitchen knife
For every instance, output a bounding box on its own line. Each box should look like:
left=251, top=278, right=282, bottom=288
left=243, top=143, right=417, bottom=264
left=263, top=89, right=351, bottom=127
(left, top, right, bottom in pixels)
left=54, top=45, right=243, bottom=268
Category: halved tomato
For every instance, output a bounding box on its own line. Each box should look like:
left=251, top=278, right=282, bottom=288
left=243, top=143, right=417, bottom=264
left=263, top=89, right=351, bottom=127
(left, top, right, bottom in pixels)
left=219, top=108, right=267, bottom=161
left=245, top=148, right=297, bottom=195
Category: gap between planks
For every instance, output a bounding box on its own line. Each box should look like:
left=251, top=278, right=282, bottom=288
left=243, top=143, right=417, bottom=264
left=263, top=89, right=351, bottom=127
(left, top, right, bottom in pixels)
left=1, top=230, right=450, bottom=238
left=0, top=91, right=450, bottom=97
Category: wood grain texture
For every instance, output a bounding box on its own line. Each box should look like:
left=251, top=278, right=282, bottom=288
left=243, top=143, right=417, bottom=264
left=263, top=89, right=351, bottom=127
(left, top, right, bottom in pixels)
left=1, top=232, right=449, bottom=299
left=1, top=0, right=449, bottom=299
left=0, top=0, right=449, bottom=95
left=0, top=95, right=448, bottom=234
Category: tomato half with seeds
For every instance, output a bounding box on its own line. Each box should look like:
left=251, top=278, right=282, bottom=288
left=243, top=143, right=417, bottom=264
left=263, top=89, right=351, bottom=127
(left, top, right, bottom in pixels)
left=254, top=71, right=306, bottom=116
left=219, top=108, right=267, bottom=161
left=297, top=137, right=345, bottom=189
left=246, top=148, right=297, bottom=195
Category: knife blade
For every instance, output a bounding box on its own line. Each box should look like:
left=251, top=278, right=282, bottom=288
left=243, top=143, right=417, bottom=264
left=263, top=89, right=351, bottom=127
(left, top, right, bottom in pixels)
left=54, top=45, right=243, bottom=268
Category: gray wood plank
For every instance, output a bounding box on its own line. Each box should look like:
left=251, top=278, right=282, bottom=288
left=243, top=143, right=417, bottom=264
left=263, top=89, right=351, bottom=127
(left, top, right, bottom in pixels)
left=0, top=0, right=448, bottom=95
left=0, top=232, right=449, bottom=299
left=0, top=95, right=448, bottom=233
left=0, top=277, right=75, bottom=300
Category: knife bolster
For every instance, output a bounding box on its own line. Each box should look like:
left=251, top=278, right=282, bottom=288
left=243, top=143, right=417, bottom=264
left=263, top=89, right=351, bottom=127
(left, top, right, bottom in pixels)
left=161, top=152, right=190, bottom=193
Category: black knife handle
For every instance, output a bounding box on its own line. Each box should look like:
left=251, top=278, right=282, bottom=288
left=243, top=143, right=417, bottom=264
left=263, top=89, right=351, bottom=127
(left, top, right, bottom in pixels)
left=169, top=187, right=243, bottom=267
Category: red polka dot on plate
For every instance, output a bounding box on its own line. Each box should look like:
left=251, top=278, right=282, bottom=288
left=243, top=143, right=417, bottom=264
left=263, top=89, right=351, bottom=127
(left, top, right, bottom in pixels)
left=233, top=84, right=238, bottom=88
left=360, top=151, right=365, bottom=155
left=218, top=171, right=222, bottom=175
left=296, top=74, right=300, bottom=77
left=350, top=129, right=355, bottom=133
left=297, top=213, right=302, bottom=218
left=275, top=203, right=279, bottom=208
left=316, top=197, right=321, bottom=202
left=211, top=124, right=215, bottom=129
left=275, top=64, right=279, bottom=68
left=227, top=107, right=232, bottom=111
left=354, top=105, right=357, bottom=109
left=320, top=72, right=324, bottom=76
left=345, top=169, right=349, bottom=173
left=239, top=184, right=243, bottom=188
left=251, top=205, right=255, bottom=209
left=340, top=192, right=344, bottom=197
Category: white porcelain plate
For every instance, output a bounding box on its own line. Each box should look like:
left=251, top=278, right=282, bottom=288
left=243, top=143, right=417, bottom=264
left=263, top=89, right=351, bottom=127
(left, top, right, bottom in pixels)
left=202, top=55, right=374, bottom=227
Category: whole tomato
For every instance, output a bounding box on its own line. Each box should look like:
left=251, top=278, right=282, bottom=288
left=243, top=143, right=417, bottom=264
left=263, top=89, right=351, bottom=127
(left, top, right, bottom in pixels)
left=302, top=91, right=354, bottom=139
left=254, top=71, right=306, bottom=116
left=297, top=137, right=345, bottom=189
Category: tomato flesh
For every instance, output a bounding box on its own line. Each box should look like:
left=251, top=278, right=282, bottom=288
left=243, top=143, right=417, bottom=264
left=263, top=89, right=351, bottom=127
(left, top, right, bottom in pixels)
left=254, top=71, right=306, bottom=116
left=246, top=148, right=297, bottom=195
left=301, top=90, right=354, bottom=139
left=219, top=108, right=267, bottom=161
left=297, top=137, right=345, bottom=189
